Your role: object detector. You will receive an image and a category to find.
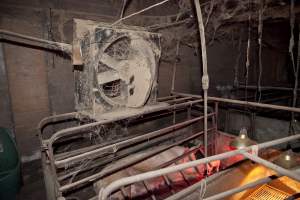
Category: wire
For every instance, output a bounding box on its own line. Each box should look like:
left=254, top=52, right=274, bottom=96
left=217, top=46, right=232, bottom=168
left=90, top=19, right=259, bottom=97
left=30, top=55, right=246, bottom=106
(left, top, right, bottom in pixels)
left=288, top=0, right=298, bottom=136
left=257, top=0, right=264, bottom=102
left=233, top=31, right=243, bottom=88
left=205, top=0, right=215, bottom=27
left=112, top=0, right=171, bottom=26
left=242, top=0, right=252, bottom=128
left=198, top=178, right=207, bottom=199
left=119, top=0, right=128, bottom=19
left=290, top=31, right=300, bottom=135
left=289, top=0, right=296, bottom=75
left=171, top=40, right=180, bottom=92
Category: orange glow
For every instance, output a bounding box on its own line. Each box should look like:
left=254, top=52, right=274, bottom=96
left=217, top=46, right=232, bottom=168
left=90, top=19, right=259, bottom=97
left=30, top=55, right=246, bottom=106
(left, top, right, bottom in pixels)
left=241, top=165, right=274, bottom=185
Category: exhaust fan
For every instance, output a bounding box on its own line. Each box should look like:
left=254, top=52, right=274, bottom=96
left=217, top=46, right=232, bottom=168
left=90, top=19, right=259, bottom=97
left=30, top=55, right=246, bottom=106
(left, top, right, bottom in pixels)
left=73, top=19, right=162, bottom=118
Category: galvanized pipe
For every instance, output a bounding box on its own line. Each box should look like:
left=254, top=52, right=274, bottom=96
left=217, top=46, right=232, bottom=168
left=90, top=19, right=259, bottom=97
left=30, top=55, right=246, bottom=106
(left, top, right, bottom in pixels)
left=54, top=114, right=213, bottom=167
left=49, top=99, right=203, bottom=146
left=60, top=128, right=215, bottom=192
left=194, top=0, right=209, bottom=158
left=237, top=85, right=300, bottom=92
left=41, top=99, right=203, bottom=192
left=0, top=29, right=72, bottom=55
left=37, top=112, right=79, bottom=140
left=157, top=95, right=179, bottom=101
left=98, top=133, right=300, bottom=200
left=99, top=150, right=245, bottom=200
left=172, top=91, right=300, bottom=113
left=165, top=169, right=233, bottom=200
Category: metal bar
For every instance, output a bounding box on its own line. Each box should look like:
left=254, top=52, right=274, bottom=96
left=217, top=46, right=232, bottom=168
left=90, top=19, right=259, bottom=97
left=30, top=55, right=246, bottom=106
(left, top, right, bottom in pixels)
left=38, top=112, right=79, bottom=131
left=162, top=175, right=176, bottom=194
left=172, top=91, right=300, bottom=113
left=37, top=112, right=79, bottom=140
left=47, top=99, right=204, bottom=182
left=157, top=147, right=201, bottom=169
left=98, top=133, right=300, bottom=200
left=237, top=84, right=300, bottom=92
left=194, top=0, right=209, bottom=159
left=59, top=128, right=214, bottom=192
left=165, top=169, right=233, bottom=200
left=204, top=168, right=300, bottom=200
left=157, top=95, right=179, bottom=101
left=214, top=102, right=218, bottom=132
left=242, top=152, right=300, bottom=181
left=0, top=29, right=72, bottom=55
left=120, top=187, right=129, bottom=199
left=48, top=99, right=204, bottom=187
left=175, top=161, right=191, bottom=186
left=142, top=181, right=157, bottom=200
left=164, top=97, right=193, bottom=104
left=55, top=114, right=212, bottom=167
left=49, top=99, right=203, bottom=145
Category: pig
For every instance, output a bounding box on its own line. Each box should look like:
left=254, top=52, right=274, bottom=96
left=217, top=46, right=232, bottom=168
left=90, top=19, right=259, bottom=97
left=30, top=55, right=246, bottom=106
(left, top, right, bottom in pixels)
left=94, top=146, right=219, bottom=199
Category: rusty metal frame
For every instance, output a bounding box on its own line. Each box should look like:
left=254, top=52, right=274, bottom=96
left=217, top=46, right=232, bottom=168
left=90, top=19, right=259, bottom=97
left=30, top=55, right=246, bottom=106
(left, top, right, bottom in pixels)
left=38, top=95, right=218, bottom=200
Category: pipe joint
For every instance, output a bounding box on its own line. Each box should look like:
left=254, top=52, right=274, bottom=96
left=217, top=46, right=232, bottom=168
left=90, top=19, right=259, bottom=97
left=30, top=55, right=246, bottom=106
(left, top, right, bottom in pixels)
left=202, top=75, right=209, bottom=90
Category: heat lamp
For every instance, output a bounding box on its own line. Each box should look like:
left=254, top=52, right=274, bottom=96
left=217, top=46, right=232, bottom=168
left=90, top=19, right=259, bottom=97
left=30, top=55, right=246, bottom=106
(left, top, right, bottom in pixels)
left=273, top=149, right=300, bottom=169
left=230, top=127, right=256, bottom=149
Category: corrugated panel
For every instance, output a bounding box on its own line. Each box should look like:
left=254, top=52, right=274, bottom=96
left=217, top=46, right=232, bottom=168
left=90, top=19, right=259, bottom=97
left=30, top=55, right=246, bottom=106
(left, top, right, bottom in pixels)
left=246, top=185, right=290, bottom=200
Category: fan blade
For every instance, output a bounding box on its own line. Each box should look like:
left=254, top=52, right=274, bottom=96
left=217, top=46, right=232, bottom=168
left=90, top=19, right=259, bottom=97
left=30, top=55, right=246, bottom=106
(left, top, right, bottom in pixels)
left=97, top=70, right=120, bottom=85
left=100, top=53, right=124, bottom=71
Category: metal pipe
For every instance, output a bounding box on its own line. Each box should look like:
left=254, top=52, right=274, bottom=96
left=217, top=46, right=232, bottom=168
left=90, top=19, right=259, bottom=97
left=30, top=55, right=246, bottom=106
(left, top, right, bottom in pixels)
left=60, top=128, right=214, bottom=192
left=194, top=0, right=209, bottom=158
left=172, top=91, right=300, bottom=113
left=48, top=99, right=204, bottom=146
left=37, top=112, right=79, bottom=140
left=44, top=99, right=203, bottom=191
left=99, top=150, right=245, bottom=200
left=0, top=29, right=72, bottom=55
left=164, top=97, right=193, bottom=104
left=237, top=85, right=300, bottom=92
left=54, top=114, right=213, bottom=167
left=205, top=169, right=300, bottom=200
left=165, top=169, right=233, bottom=200
left=157, top=95, right=179, bottom=101
left=98, top=133, right=300, bottom=200
left=242, top=152, right=300, bottom=181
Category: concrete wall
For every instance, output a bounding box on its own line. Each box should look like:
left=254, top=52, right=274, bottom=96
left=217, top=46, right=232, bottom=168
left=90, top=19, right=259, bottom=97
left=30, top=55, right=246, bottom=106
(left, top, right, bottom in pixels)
left=0, top=0, right=122, bottom=160
left=0, top=43, right=14, bottom=133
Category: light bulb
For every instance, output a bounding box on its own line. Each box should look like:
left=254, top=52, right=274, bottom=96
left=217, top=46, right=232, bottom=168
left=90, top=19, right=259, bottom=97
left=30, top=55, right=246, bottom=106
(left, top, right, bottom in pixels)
left=285, top=154, right=291, bottom=161
left=240, top=134, right=246, bottom=139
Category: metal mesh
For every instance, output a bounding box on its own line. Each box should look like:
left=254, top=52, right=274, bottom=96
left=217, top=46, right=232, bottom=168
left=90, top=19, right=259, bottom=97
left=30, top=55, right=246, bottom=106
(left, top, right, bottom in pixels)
left=246, top=185, right=290, bottom=200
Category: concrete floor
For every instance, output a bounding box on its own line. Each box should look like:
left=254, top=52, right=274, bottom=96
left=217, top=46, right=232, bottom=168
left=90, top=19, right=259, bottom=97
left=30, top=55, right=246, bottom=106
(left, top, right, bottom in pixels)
left=17, top=159, right=46, bottom=200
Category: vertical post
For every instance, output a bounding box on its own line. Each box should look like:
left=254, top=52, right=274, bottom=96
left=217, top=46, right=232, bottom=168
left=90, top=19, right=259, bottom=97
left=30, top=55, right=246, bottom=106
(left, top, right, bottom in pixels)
left=212, top=102, right=219, bottom=155
left=194, top=0, right=209, bottom=157
left=214, top=102, right=219, bottom=132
